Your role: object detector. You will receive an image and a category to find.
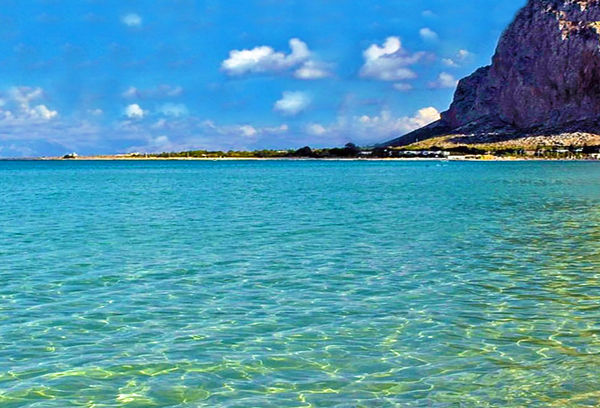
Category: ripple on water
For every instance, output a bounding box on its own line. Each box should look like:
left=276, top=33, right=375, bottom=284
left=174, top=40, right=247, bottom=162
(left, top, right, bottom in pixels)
left=2, top=160, right=600, bottom=407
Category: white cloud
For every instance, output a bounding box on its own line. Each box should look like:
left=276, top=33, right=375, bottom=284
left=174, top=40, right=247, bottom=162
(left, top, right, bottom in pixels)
left=122, top=87, right=140, bottom=98
left=458, top=49, right=472, bottom=59
left=442, top=58, right=459, bottom=67
left=4, top=87, right=58, bottom=121
left=122, top=14, right=142, bottom=27
left=306, top=123, right=327, bottom=136
left=239, top=125, right=257, bottom=137
left=419, top=28, right=439, bottom=41
left=294, top=61, right=333, bottom=80
left=429, top=72, right=458, bottom=89
left=125, top=104, right=145, bottom=118
left=393, top=83, right=414, bottom=92
left=358, top=107, right=440, bottom=135
left=360, top=37, right=425, bottom=81
left=157, top=103, right=189, bottom=117
left=222, top=38, right=309, bottom=75
left=442, top=49, right=473, bottom=68
left=30, top=105, right=58, bottom=119
left=274, top=91, right=311, bottom=116
left=422, top=10, right=436, bottom=17
left=10, top=87, right=43, bottom=105
left=88, top=108, right=104, bottom=116
left=302, top=107, right=441, bottom=144
left=222, top=39, right=332, bottom=79
left=397, top=107, right=441, bottom=132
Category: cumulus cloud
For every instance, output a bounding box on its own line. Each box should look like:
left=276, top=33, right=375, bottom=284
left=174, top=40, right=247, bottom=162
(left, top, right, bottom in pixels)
left=222, top=39, right=332, bottom=79
left=385, top=107, right=440, bottom=133
left=122, top=13, right=142, bottom=27
left=442, top=49, right=473, bottom=67
left=356, top=107, right=440, bottom=135
left=301, top=107, right=441, bottom=144
left=30, top=105, right=58, bottom=119
left=239, top=125, right=257, bottom=137
left=360, top=37, right=426, bottom=81
left=294, top=61, right=333, bottom=80
left=458, top=49, right=472, bottom=59
left=429, top=72, right=459, bottom=89
left=4, top=87, right=58, bottom=120
left=306, top=123, right=327, bottom=136
left=157, top=103, right=189, bottom=117
left=222, top=38, right=309, bottom=75
left=125, top=104, right=145, bottom=118
left=419, top=28, right=439, bottom=41
left=274, top=91, right=311, bottom=116
left=441, top=59, right=459, bottom=68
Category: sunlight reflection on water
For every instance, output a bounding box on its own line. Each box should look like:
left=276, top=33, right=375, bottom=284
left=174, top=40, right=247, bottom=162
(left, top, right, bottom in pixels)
left=1, top=160, right=600, bottom=407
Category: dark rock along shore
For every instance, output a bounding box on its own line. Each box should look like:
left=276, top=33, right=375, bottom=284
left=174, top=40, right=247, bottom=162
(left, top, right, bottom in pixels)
left=385, top=0, right=600, bottom=147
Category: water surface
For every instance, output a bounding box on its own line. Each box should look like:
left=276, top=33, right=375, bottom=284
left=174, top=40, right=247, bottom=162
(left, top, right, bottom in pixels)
left=1, top=160, right=600, bottom=407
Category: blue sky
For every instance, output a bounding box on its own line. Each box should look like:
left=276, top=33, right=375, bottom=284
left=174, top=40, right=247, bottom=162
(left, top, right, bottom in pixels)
left=0, top=0, right=525, bottom=157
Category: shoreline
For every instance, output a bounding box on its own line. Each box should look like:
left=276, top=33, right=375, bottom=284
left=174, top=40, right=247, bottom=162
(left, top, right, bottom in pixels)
left=2, top=156, right=600, bottom=162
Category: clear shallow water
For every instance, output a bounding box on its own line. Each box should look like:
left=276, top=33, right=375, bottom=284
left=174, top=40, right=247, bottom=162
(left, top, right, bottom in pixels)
left=2, top=160, right=600, bottom=407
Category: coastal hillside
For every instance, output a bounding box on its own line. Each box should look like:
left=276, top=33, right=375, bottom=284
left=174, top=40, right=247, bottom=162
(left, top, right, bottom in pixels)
left=384, top=0, right=600, bottom=148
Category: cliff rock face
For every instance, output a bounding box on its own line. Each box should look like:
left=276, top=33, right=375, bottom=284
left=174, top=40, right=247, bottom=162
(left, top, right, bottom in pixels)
left=385, top=0, right=600, bottom=146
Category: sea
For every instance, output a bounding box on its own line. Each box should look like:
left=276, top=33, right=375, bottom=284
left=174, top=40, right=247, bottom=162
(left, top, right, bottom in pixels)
left=1, top=159, right=600, bottom=407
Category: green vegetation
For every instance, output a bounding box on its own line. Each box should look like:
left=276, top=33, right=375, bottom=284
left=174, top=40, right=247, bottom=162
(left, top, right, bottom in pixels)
left=128, top=142, right=600, bottom=160
left=140, top=143, right=366, bottom=159
left=150, top=149, right=292, bottom=159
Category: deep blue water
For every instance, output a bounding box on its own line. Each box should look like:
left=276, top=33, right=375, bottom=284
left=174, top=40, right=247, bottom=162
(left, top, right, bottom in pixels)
left=2, top=160, right=600, bottom=407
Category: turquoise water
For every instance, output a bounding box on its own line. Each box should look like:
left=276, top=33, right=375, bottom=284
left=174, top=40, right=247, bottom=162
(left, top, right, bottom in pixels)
left=2, top=160, right=600, bottom=407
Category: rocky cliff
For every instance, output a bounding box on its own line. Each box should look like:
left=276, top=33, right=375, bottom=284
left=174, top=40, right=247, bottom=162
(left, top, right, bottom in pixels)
left=385, top=0, right=600, bottom=147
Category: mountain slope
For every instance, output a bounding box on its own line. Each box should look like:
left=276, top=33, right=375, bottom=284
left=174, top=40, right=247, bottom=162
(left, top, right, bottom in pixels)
left=384, top=0, right=600, bottom=147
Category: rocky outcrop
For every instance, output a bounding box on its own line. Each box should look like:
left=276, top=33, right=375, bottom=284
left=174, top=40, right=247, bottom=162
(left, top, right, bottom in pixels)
left=385, top=0, right=600, bottom=147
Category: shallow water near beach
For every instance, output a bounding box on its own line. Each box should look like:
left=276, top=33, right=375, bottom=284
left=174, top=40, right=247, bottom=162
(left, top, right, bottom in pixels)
left=2, top=160, right=600, bottom=407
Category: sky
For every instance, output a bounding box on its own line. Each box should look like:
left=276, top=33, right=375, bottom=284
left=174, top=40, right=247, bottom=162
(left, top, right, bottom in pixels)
left=0, top=0, right=526, bottom=157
